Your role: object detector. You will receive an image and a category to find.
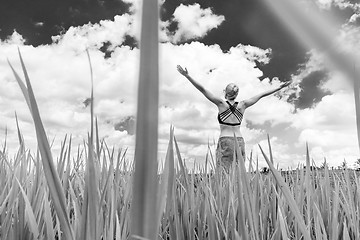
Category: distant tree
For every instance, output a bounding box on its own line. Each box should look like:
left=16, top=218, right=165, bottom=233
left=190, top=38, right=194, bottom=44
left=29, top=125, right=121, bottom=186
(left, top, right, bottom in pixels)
left=341, top=159, right=347, bottom=170
left=320, top=158, right=328, bottom=170
left=355, top=159, right=360, bottom=170
left=260, top=167, right=270, bottom=174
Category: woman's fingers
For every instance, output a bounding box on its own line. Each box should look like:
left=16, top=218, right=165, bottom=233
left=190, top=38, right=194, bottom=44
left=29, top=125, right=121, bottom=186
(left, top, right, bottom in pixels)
left=281, top=81, right=291, bottom=88
left=176, top=65, right=187, bottom=75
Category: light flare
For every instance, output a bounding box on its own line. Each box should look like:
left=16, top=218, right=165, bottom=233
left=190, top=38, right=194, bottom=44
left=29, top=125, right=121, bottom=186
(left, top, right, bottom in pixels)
left=262, top=0, right=360, bottom=152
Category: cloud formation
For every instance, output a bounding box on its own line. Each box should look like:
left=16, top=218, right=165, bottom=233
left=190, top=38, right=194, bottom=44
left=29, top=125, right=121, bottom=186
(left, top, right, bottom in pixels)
left=168, top=4, right=225, bottom=43
left=316, top=0, right=359, bottom=11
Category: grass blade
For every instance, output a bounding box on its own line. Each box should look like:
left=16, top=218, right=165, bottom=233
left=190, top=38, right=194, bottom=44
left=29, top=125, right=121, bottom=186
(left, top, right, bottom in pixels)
left=174, top=136, right=188, bottom=188
left=11, top=49, right=74, bottom=240
left=130, top=0, right=159, bottom=239
left=84, top=49, right=100, bottom=240
left=259, top=144, right=311, bottom=240
left=156, top=127, right=174, bottom=226
left=7, top=59, right=32, bottom=114
left=353, top=66, right=360, bottom=152
left=278, top=207, right=289, bottom=240
left=15, top=177, right=40, bottom=239
left=43, top=191, right=56, bottom=240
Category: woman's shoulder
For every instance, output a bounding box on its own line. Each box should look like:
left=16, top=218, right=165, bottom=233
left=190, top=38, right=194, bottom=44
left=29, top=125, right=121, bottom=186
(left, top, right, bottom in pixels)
left=236, top=101, right=246, bottom=110
left=217, top=99, right=228, bottom=106
left=217, top=99, right=228, bottom=111
left=218, top=99, right=244, bottom=107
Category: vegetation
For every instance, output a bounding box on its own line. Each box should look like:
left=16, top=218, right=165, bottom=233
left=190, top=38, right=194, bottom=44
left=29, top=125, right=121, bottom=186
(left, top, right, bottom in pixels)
left=2, top=123, right=360, bottom=239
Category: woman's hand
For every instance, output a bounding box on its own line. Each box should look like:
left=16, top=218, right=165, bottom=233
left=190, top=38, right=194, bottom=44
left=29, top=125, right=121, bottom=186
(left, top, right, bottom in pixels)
left=272, top=77, right=291, bottom=89
left=280, top=81, right=291, bottom=89
left=177, top=65, right=189, bottom=77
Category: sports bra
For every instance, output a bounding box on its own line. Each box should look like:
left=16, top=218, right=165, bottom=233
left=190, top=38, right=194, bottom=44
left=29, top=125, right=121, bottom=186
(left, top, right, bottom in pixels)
left=217, top=101, right=243, bottom=126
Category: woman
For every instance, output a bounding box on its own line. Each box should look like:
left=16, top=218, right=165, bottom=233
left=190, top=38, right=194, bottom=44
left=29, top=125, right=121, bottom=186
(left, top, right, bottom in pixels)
left=177, top=65, right=291, bottom=170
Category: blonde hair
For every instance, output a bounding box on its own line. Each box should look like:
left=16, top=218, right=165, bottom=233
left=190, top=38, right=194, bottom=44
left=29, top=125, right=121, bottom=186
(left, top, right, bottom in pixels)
left=224, top=83, right=239, bottom=100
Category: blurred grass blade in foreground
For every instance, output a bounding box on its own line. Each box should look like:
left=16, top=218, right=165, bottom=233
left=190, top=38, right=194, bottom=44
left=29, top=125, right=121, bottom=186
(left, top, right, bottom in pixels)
left=9, top=49, right=75, bottom=240
left=130, top=0, right=160, bottom=239
left=354, top=67, right=360, bottom=151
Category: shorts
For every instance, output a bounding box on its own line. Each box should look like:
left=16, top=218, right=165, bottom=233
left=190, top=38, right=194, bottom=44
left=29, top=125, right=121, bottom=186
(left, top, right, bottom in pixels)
left=216, top=136, right=246, bottom=171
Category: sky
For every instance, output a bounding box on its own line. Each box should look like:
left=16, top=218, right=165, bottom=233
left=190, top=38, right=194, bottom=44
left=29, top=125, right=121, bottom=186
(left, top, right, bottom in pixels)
left=0, top=0, right=359, bottom=169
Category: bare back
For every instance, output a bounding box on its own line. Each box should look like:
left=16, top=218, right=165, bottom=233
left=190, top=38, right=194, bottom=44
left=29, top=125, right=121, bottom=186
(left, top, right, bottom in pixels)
left=217, top=100, right=245, bottom=138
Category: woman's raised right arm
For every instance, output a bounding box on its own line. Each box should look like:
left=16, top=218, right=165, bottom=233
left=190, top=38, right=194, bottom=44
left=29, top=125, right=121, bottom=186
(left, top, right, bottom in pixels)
left=177, top=65, right=222, bottom=106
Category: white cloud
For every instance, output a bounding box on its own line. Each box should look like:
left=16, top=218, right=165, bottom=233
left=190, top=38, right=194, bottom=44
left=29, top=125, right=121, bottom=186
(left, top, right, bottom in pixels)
left=316, top=0, right=332, bottom=9
left=5, top=31, right=26, bottom=45
left=349, top=12, right=360, bottom=22
left=233, top=45, right=272, bottom=64
left=293, top=92, right=355, bottom=130
left=169, top=4, right=225, bottom=43
left=319, top=71, right=353, bottom=92
left=309, top=145, right=358, bottom=168
left=52, top=14, right=135, bottom=52
left=337, top=24, right=360, bottom=56
left=299, top=128, right=355, bottom=148
left=291, top=91, right=359, bottom=166
left=316, top=0, right=359, bottom=11
left=253, top=136, right=304, bottom=169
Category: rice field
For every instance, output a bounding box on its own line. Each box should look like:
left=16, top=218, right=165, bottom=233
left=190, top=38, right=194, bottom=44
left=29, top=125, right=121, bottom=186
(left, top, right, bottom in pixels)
left=2, top=124, right=360, bottom=240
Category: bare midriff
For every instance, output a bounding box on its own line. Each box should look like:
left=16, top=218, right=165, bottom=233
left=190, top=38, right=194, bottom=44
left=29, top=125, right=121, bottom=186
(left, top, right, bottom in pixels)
left=219, top=124, right=242, bottom=138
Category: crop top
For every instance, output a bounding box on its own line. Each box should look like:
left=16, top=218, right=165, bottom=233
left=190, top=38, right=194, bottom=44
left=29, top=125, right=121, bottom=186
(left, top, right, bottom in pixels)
left=217, top=101, right=243, bottom=126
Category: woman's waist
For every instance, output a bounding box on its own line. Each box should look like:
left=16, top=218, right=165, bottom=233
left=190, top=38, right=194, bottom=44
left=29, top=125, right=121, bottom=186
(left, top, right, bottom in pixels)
left=219, top=126, right=242, bottom=138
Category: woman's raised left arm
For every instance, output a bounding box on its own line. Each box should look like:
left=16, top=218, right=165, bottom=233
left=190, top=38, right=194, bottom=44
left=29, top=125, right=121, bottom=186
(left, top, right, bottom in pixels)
left=243, top=81, right=291, bottom=108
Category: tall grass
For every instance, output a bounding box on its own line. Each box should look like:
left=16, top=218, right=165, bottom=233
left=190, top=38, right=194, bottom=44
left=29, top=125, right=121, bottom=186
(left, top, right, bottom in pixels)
left=2, top=126, right=360, bottom=239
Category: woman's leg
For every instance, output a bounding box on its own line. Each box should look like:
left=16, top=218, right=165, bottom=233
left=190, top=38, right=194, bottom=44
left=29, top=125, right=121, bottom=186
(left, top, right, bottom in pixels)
left=237, top=137, right=246, bottom=161
left=216, top=137, right=233, bottom=171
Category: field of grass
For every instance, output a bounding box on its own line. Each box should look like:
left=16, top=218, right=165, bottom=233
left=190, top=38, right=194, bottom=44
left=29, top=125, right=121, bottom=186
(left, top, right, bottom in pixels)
left=2, top=129, right=360, bottom=240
